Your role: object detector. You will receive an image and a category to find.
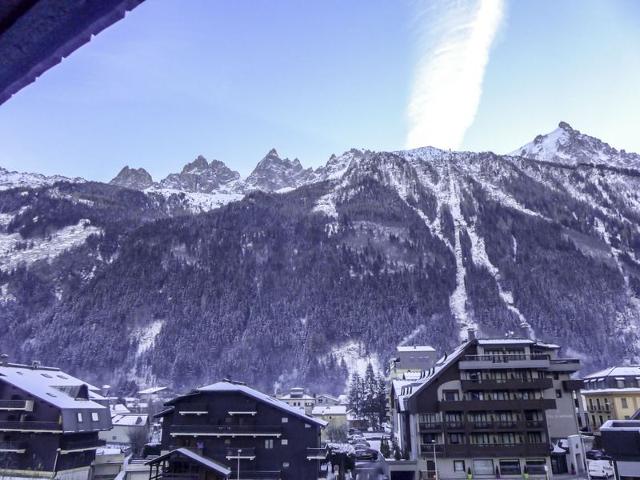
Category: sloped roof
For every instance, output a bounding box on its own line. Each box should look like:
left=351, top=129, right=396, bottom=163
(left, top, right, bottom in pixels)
left=585, top=366, right=640, bottom=379
left=146, top=448, right=231, bottom=477
left=138, top=386, right=167, bottom=395
left=111, top=413, right=148, bottom=426
left=0, top=363, right=107, bottom=410
left=197, top=381, right=327, bottom=427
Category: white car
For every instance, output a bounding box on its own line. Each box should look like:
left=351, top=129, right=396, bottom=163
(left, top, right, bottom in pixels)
left=588, top=459, right=615, bottom=479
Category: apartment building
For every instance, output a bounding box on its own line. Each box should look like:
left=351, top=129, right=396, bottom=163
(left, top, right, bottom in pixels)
left=156, top=380, right=327, bottom=480
left=581, top=366, right=640, bottom=432
left=0, top=361, right=111, bottom=480
left=390, top=334, right=583, bottom=480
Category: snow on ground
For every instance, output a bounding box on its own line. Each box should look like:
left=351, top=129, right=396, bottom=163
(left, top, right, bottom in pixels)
left=145, top=187, right=243, bottom=213
left=0, top=219, right=101, bottom=272
left=313, top=192, right=339, bottom=218
left=329, top=341, right=382, bottom=381
left=134, top=320, right=164, bottom=356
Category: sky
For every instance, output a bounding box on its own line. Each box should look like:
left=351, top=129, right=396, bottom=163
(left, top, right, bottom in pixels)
left=0, top=0, right=639, bottom=181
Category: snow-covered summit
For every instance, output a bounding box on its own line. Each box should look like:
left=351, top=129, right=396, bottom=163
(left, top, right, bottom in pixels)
left=159, top=155, right=241, bottom=193
left=511, top=121, right=640, bottom=170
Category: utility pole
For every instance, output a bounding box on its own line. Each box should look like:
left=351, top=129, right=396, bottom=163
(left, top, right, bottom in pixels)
left=237, top=449, right=240, bottom=480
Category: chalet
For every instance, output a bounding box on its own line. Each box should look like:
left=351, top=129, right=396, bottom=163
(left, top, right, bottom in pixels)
left=0, top=361, right=111, bottom=480
left=155, top=380, right=327, bottom=480
left=390, top=333, right=584, bottom=479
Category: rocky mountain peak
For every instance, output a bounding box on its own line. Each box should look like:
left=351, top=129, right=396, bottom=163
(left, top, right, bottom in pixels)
left=159, top=155, right=240, bottom=193
left=245, top=149, right=314, bottom=191
left=110, top=166, right=154, bottom=190
left=512, top=123, right=640, bottom=170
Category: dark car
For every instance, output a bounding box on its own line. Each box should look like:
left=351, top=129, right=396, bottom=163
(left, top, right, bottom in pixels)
left=354, top=448, right=390, bottom=480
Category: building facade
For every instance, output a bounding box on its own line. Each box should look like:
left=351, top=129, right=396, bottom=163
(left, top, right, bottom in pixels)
left=391, top=335, right=583, bottom=480
left=600, top=419, right=640, bottom=479
left=157, top=380, right=326, bottom=480
left=0, top=361, right=111, bottom=480
left=276, top=387, right=316, bottom=415
left=582, top=366, right=640, bottom=431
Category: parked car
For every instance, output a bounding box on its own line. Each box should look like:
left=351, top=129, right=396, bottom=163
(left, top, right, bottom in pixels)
left=588, top=459, right=615, bottom=479
left=355, top=448, right=390, bottom=480
left=587, top=449, right=606, bottom=460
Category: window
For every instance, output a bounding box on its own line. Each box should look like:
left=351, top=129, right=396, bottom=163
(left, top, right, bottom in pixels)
left=473, top=459, right=494, bottom=475
left=265, top=439, right=274, bottom=449
left=281, top=439, right=288, bottom=445
left=305, top=424, right=310, bottom=428
left=621, top=398, right=629, bottom=408
left=77, top=413, right=83, bottom=422
left=499, top=460, right=521, bottom=475
left=282, top=462, right=290, bottom=468
left=454, top=461, right=465, bottom=472
left=448, top=433, right=464, bottom=445
left=525, top=459, right=547, bottom=475
left=555, top=389, right=562, bottom=398
left=443, top=390, right=459, bottom=401
left=281, top=417, right=288, bottom=423
left=91, top=412, right=99, bottom=422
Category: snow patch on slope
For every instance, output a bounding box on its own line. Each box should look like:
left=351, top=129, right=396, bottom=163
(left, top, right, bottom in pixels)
left=134, top=320, right=164, bottom=356
left=329, top=341, right=381, bottom=380
left=0, top=219, right=101, bottom=271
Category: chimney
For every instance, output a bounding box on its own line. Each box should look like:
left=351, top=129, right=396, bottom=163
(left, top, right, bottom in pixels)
left=0, top=353, right=7, bottom=365
left=467, top=329, right=476, bottom=341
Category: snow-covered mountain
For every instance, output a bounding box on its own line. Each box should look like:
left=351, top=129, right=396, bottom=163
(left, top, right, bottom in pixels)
left=2, top=122, right=640, bottom=393
left=0, top=166, right=85, bottom=190
left=511, top=121, right=640, bottom=170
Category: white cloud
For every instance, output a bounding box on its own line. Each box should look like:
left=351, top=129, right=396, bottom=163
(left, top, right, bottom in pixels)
left=406, top=0, right=505, bottom=150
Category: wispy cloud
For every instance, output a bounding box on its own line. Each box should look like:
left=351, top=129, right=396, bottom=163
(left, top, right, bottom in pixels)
left=406, top=0, right=505, bottom=150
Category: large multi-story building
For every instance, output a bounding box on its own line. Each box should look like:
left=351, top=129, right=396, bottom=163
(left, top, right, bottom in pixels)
left=0, top=361, right=112, bottom=480
left=156, top=380, right=327, bottom=480
left=390, top=334, right=583, bottom=479
left=582, top=366, right=640, bottom=431
left=276, top=387, right=316, bottom=415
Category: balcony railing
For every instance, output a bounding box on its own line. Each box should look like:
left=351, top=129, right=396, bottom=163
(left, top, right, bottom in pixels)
left=0, top=420, right=62, bottom=432
left=169, top=424, right=282, bottom=437
left=433, top=442, right=550, bottom=457
left=0, top=399, right=34, bottom=411
left=0, top=441, right=27, bottom=453
left=463, top=354, right=550, bottom=362
left=461, top=378, right=553, bottom=391
left=438, top=398, right=556, bottom=411
left=422, top=419, right=544, bottom=432
left=419, top=422, right=443, bottom=431
left=459, top=354, right=551, bottom=370
left=229, top=471, right=282, bottom=479
left=208, top=447, right=257, bottom=459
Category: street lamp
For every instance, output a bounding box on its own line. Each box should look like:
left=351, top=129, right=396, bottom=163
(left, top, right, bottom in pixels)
left=237, top=449, right=241, bottom=480
left=431, top=440, right=438, bottom=480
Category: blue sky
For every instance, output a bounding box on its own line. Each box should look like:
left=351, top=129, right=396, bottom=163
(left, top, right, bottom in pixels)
left=0, top=0, right=639, bottom=181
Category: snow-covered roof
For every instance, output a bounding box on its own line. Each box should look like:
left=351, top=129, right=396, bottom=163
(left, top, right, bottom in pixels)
left=402, top=371, right=425, bottom=381
left=146, top=448, right=231, bottom=476
left=111, top=404, right=131, bottom=414
left=478, top=338, right=534, bottom=345
left=0, top=363, right=107, bottom=410
left=585, top=366, right=640, bottom=379
left=312, top=405, right=347, bottom=416
left=277, top=392, right=315, bottom=400
left=197, top=381, right=327, bottom=427
left=138, top=386, right=167, bottom=395
left=396, top=345, right=435, bottom=352
left=111, top=413, right=148, bottom=426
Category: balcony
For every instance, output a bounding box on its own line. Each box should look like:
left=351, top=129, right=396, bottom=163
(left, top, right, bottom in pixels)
left=229, top=471, right=282, bottom=480
left=0, top=441, right=27, bottom=453
left=419, top=422, right=443, bottom=431
left=438, top=398, right=556, bottom=411
left=169, top=424, right=282, bottom=437
left=587, top=405, right=611, bottom=413
left=306, top=447, right=328, bottom=460
left=178, top=404, right=209, bottom=415
left=0, top=399, right=34, bottom=411
left=437, top=442, right=550, bottom=458
left=59, top=437, right=106, bottom=453
left=459, top=354, right=550, bottom=370
left=549, top=358, right=581, bottom=372
left=205, top=447, right=257, bottom=460
left=0, top=420, right=62, bottom=432
left=461, top=378, right=553, bottom=391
